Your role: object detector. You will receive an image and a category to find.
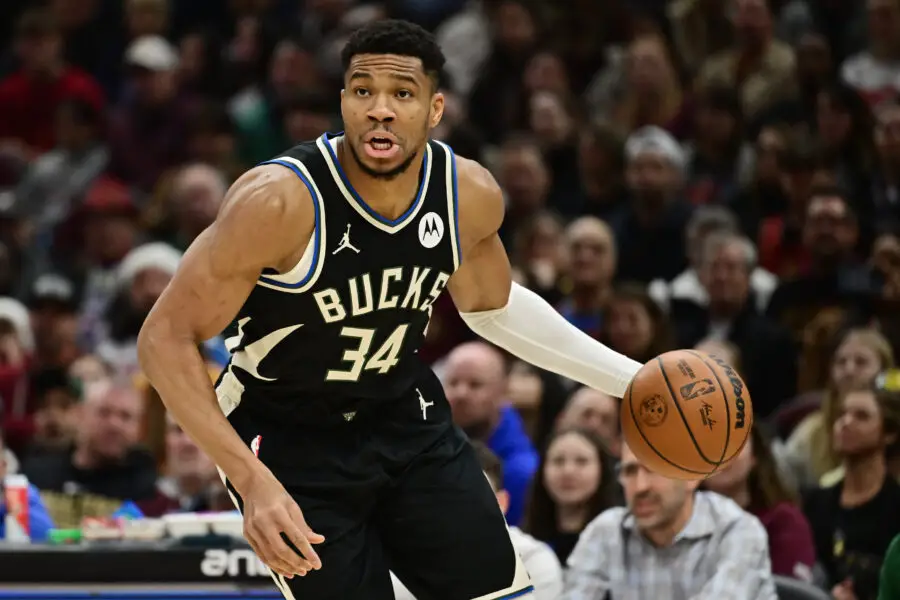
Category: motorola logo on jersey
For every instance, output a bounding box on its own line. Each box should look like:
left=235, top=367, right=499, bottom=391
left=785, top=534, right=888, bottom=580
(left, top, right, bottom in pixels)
left=418, top=212, right=444, bottom=248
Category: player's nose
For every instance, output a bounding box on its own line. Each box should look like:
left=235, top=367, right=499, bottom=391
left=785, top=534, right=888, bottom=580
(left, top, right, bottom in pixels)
left=367, top=98, right=396, bottom=123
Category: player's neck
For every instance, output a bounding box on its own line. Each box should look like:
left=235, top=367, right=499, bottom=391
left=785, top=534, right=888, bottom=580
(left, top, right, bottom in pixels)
left=337, top=138, right=425, bottom=221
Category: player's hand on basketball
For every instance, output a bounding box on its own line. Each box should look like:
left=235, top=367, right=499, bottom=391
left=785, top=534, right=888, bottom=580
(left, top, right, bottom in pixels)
left=241, top=470, right=325, bottom=578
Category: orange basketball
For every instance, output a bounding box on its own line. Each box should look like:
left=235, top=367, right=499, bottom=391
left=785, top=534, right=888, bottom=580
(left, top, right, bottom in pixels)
left=620, top=349, right=753, bottom=480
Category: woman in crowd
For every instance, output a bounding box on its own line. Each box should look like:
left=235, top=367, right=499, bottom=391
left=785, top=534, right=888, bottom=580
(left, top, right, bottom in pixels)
left=704, top=425, right=817, bottom=581
left=611, top=33, right=692, bottom=139
left=804, top=376, right=900, bottom=600
left=523, top=428, right=621, bottom=564
left=603, top=284, right=676, bottom=364
left=785, top=328, right=894, bottom=489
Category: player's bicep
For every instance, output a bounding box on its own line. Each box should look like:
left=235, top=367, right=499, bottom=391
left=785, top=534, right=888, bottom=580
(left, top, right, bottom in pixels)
left=147, top=226, right=260, bottom=343
left=144, top=166, right=312, bottom=342
left=447, top=233, right=512, bottom=313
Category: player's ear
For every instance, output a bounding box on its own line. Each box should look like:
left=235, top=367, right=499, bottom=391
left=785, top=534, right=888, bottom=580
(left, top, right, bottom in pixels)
left=430, top=92, right=444, bottom=130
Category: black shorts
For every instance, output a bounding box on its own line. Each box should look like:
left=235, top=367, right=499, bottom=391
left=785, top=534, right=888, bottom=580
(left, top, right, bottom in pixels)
left=215, top=369, right=534, bottom=600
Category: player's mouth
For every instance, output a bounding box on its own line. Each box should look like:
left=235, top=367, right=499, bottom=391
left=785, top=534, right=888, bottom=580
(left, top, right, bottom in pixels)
left=363, top=132, right=400, bottom=159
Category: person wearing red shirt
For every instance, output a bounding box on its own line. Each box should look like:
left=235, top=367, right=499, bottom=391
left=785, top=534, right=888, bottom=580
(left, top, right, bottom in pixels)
left=0, top=8, right=104, bottom=158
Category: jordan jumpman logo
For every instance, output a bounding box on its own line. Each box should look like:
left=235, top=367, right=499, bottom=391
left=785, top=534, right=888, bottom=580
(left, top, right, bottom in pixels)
left=333, top=223, right=361, bottom=254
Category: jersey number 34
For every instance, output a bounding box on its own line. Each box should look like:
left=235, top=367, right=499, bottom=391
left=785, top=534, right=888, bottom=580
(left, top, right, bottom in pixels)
left=325, top=325, right=410, bottom=382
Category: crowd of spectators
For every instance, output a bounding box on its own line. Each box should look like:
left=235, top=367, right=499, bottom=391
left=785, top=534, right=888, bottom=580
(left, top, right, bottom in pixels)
left=3, top=0, right=900, bottom=598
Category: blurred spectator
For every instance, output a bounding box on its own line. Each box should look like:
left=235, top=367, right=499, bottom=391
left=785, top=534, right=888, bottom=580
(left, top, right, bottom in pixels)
left=156, top=164, right=227, bottom=251
left=786, top=328, right=894, bottom=489
left=574, top=121, right=628, bottom=221
left=697, top=0, right=795, bottom=119
left=871, top=101, right=900, bottom=226
left=137, top=412, right=224, bottom=517
left=523, top=428, right=621, bottom=565
left=564, top=441, right=777, bottom=599
left=467, top=0, right=538, bottom=143
left=13, top=99, right=108, bottom=250
left=22, top=382, right=156, bottom=528
left=26, top=273, right=81, bottom=371
left=434, top=0, right=491, bottom=98
left=230, top=38, right=322, bottom=165
left=649, top=205, right=777, bottom=314
left=667, top=0, right=734, bottom=75
left=610, top=34, right=692, bottom=140
left=96, top=242, right=182, bottom=378
left=496, top=135, right=550, bottom=246
left=683, top=85, right=744, bottom=206
left=841, top=0, right=900, bottom=106
left=755, top=140, right=832, bottom=280
left=804, top=377, right=900, bottom=599
left=555, top=387, right=621, bottom=456
left=603, top=284, right=675, bottom=364
left=0, top=8, right=104, bottom=163
left=767, top=187, right=870, bottom=340
left=393, top=442, right=564, bottom=600
left=107, top=35, right=191, bottom=191
left=703, top=425, right=816, bottom=581
left=816, top=83, right=877, bottom=200
left=509, top=211, right=566, bottom=307
left=557, top=217, right=616, bottom=340
left=443, top=341, right=538, bottom=526
left=125, top=0, right=169, bottom=40
left=614, top=126, right=693, bottom=284
left=23, top=367, right=80, bottom=460
left=672, top=230, right=797, bottom=417
left=0, top=297, right=35, bottom=455
left=0, top=428, right=54, bottom=541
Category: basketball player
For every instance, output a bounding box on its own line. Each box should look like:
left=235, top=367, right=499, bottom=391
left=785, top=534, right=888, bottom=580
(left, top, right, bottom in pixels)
left=137, top=20, right=642, bottom=600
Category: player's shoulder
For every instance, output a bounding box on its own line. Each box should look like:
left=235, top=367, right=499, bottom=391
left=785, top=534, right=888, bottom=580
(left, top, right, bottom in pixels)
left=453, top=155, right=504, bottom=238
left=218, top=164, right=314, bottom=230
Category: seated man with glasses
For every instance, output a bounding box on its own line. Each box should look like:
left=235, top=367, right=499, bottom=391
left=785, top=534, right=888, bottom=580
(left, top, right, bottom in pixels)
left=563, top=442, right=777, bottom=600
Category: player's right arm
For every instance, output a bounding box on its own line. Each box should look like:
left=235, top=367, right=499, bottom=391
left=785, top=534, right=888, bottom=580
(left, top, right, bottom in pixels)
left=137, top=165, right=323, bottom=578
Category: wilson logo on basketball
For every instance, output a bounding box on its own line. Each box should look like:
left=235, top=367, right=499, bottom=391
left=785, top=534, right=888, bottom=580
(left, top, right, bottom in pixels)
left=679, top=379, right=716, bottom=401
left=711, top=356, right=747, bottom=429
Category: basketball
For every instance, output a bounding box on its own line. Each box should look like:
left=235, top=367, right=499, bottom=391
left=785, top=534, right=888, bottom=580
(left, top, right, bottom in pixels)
left=620, top=349, right=753, bottom=480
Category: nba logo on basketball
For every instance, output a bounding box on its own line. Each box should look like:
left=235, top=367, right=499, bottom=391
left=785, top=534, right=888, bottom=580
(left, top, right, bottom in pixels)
left=679, top=379, right=716, bottom=401
left=250, top=435, right=262, bottom=457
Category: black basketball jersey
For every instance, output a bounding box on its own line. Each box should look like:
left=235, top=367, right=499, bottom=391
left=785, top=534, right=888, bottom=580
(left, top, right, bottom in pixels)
left=223, top=132, right=461, bottom=403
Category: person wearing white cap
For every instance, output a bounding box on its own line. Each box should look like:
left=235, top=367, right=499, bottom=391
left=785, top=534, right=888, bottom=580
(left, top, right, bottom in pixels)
left=113, top=34, right=186, bottom=189
left=95, top=242, right=183, bottom=378
left=615, top=125, right=694, bottom=283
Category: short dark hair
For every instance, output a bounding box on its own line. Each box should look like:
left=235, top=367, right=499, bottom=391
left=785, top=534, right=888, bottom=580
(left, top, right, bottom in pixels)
left=341, top=19, right=445, bottom=88
left=31, top=368, right=80, bottom=405
left=470, top=441, right=504, bottom=490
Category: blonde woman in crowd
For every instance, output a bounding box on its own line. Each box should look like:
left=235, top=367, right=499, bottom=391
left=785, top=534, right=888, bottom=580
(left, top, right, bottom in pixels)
left=786, top=328, right=894, bottom=489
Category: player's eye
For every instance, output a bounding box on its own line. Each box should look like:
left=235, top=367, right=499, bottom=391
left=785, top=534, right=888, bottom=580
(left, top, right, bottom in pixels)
left=396, top=90, right=412, bottom=99
left=354, top=88, right=370, bottom=97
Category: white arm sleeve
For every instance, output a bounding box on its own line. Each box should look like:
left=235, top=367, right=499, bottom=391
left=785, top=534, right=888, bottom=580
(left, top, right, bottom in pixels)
left=459, top=282, right=643, bottom=397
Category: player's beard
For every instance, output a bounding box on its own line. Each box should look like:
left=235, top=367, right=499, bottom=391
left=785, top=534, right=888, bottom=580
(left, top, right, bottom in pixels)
left=348, top=140, right=419, bottom=181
